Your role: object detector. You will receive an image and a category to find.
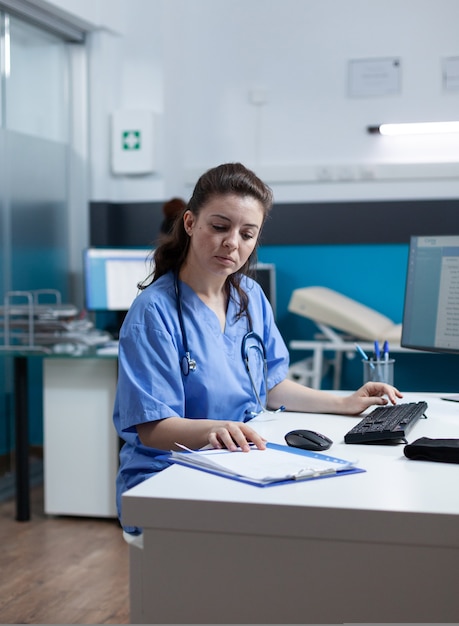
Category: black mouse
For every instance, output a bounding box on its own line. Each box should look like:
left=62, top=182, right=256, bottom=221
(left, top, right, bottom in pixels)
left=284, top=429, right=333, bottom=451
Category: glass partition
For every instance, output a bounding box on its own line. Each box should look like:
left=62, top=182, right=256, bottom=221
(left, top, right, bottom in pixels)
left=0, top=12, right=72, bottom=465
left=6, top=17, right=69, bottom=142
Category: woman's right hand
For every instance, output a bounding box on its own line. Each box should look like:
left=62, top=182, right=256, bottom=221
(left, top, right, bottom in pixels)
left=207, top=421, right=267, bottom=452
left=138, top=416, right=266, bottom=453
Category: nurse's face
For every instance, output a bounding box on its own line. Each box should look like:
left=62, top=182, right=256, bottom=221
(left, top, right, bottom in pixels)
left=183, top=193, right=264, bottom=278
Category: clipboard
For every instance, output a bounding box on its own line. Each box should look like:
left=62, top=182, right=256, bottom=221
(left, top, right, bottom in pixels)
left=160, top=442, right=365, bottom=487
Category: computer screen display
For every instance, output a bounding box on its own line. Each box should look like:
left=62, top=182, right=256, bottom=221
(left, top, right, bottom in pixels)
left=83, top=248, right=153, bottom=311
left=254, top=262, right=276, bottom=318
left=83, top=248, right=276, bottom=317
left=401, top=235, right=459, bottom=354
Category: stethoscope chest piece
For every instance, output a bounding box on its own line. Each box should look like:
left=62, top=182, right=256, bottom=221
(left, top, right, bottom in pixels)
left=181, top=352, right=197, bottom=376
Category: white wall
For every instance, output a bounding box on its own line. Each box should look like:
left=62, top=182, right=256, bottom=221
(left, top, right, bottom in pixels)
left=47, top=0, right=459, bottom=203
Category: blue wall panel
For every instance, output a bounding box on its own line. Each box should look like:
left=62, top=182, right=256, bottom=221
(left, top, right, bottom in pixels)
left=258, top=243, right=459, bottom=393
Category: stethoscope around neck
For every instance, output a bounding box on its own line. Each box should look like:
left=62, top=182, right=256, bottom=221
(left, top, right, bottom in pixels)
left=174, top=274, right=284, bottom=415
left=174, top=275, right=197, bottom=376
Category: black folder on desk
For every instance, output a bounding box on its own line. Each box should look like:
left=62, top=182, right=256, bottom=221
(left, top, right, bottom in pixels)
left=161, top=442, right=364, bottom=487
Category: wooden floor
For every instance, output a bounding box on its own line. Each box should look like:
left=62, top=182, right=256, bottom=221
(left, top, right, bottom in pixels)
left=0, top=482, right=130, bottom=624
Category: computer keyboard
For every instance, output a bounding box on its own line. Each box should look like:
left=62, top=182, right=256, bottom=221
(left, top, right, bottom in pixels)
left=344, top=401, right=428, bottom=444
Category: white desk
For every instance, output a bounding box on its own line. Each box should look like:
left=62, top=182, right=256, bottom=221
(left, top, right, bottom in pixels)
left=3, top=351, right=119, bottom=521
left=122, top=393, right=459, bottom=624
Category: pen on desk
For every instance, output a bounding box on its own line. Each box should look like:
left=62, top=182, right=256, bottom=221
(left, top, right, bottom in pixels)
left=374, top=340, right=381, bottom=361
left=355, top=343, right=375, bottom=369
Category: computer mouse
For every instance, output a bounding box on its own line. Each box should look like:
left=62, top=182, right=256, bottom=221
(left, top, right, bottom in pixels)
left=284, top=429, right=333, bottom=451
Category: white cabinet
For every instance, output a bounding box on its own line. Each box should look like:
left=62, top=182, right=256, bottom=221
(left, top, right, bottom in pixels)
left=43, top=357, right=118, bottom=517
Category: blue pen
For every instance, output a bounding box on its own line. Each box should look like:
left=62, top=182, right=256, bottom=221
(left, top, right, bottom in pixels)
left=355, top=343, right=375, bottom=369
left=373, top=340, right=384, bottom=381
left=383, top=340, right=389, bottom=362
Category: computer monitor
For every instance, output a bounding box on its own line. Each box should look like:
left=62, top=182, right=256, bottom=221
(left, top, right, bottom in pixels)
left=401, top=235, right=459, bottom=354
left=83, top=247, right=153, bottom=311
left=254, top=262, right=276, bottom=318
left=83, top=248, right=276, bottom=317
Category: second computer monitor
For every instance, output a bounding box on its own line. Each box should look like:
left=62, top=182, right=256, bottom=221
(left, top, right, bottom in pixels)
left=84, top=248, right=277, bottom=318
left=401, top=235, right=459, bottom=354
left=83, top=247, right=153, bottom=312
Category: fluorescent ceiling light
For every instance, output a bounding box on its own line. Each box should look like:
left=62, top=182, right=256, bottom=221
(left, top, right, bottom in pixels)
left=367, top=121, right=459, bottom=136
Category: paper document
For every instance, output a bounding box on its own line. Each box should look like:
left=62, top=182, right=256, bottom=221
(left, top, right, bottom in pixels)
left=167, top=442, right=360, bottom=486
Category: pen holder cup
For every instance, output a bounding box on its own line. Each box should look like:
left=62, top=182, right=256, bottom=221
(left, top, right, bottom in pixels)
left=362, top=359, right=395, bottom=385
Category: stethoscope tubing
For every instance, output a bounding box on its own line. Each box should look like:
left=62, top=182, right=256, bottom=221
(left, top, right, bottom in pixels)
left=174, top=275, right=197, bottom=376
left=174, top=273, right=283, bottom=414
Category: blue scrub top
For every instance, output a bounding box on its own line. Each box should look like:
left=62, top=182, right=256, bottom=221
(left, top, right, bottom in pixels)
left=113, top=271, right=289, bottom=532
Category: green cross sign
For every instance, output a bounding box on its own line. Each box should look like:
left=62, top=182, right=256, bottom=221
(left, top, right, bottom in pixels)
left=122, top=130, right=141, bottom=150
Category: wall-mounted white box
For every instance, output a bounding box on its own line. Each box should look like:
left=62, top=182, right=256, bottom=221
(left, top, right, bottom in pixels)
left=111, top=110, right=156, bottom=175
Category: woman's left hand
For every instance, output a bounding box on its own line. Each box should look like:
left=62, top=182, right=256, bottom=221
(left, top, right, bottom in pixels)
left=341, top=382, right=403, bottom=415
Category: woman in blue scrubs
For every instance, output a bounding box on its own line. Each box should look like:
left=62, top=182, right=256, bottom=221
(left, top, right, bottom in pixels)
left=114, top=162, right=402, bottom=534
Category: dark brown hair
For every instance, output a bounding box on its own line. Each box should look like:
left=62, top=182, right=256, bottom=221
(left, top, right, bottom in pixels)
left=159, top=197, right=187, bottom=236
left=139, top=162, right=273, bottom=318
